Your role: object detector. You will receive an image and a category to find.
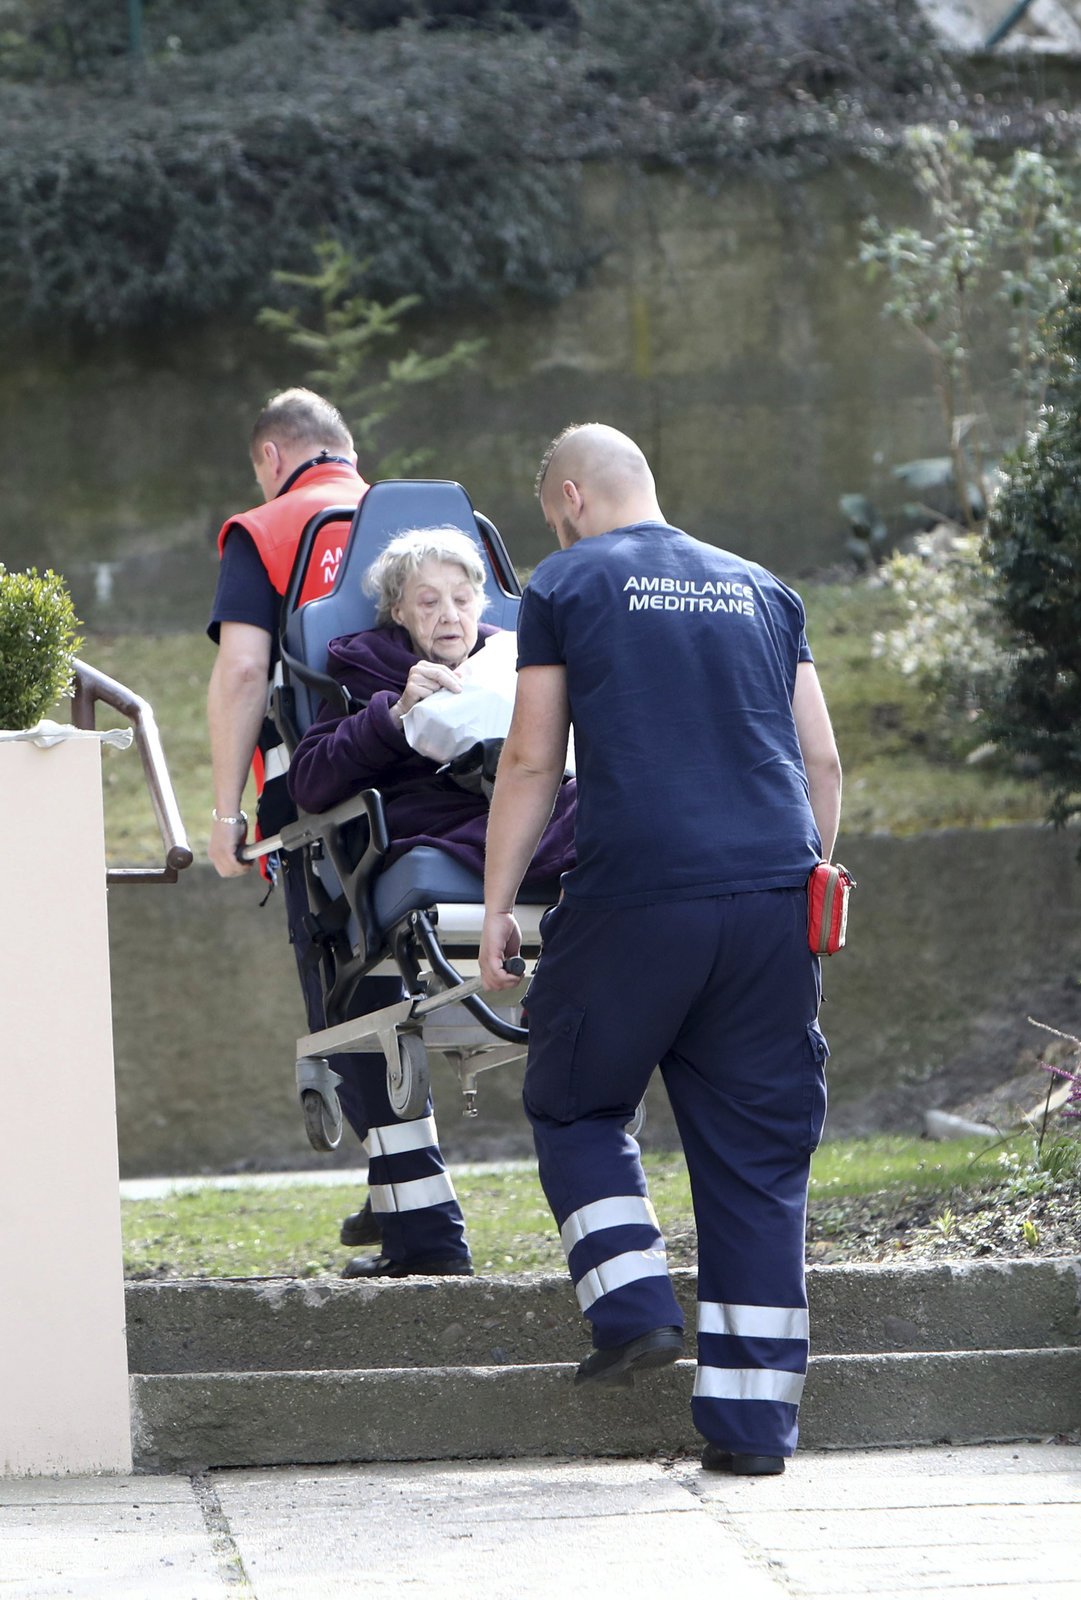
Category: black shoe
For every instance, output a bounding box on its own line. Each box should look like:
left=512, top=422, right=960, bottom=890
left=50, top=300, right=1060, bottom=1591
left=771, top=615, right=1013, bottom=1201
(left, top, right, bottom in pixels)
left=701, top=1445, right=786, bottom=1475
left=340, top=1197, right=381, bottom=1248
left=341, top=1253, right=475, bottom=1280
left=574, top=1326, right=684, bottom=1389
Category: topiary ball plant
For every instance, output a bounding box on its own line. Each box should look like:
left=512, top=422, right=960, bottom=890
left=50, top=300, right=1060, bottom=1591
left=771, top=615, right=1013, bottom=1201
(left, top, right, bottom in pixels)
left=0, top=564, right=82, bottom=730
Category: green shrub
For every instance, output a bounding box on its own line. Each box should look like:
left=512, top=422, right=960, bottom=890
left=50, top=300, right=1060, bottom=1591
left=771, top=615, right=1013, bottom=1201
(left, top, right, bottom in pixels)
left=985, top=282, right=1081, bottom=827
left=0, top=0, right=307, bottom=77
left=0, top=2, right=954, bottom=337
left=0, top=564, right=82, bottom=730
left=577, top=0, right=942, bottom=100
left=872, top=531, right=1010, bottom=725
left=0, top=31, right=591, bottom=335
left=860, top=128, right=1081, bottom=523
left=325, top=0, right=577, bottom=30
left=0, top=0, right=569, bottom=78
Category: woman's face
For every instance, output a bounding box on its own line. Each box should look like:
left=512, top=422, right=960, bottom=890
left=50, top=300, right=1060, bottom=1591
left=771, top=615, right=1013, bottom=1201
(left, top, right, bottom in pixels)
left=391, top=559, right=482, bottom=668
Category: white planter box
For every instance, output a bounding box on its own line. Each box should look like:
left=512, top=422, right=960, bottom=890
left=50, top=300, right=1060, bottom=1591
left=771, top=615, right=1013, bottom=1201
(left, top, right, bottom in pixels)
left=0, top=738, right=131, bottom=1475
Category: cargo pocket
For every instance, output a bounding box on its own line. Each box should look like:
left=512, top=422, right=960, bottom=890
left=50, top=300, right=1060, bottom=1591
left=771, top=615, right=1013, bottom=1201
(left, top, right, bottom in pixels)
left=522, top=984, right=586, bottom=1123
left=802, top=1021, right=829, bottom=1153
left=523, top=900, right=566, bottom=1004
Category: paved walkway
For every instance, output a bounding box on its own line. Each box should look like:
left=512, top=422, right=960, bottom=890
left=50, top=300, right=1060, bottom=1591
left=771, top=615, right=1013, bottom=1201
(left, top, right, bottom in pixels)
left=3, top=1444, right=1078, bottom=1599
left=117, top=1161, right=524, bottom=1202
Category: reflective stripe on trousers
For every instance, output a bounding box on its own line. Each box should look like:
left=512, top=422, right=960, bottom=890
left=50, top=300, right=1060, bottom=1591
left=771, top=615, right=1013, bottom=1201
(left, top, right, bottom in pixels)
left=558, top=1195, right=670, bottom=1314
left=364, top=1118, right=458, bottom=1214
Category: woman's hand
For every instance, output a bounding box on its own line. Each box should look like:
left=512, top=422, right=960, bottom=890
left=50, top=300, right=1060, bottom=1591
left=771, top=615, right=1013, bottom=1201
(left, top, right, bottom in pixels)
left=392, top=659, right=463, bottom=721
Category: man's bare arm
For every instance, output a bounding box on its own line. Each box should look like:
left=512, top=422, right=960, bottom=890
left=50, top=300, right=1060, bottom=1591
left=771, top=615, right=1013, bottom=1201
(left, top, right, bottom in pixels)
left=207, top=621, right=272, bottom=877
left=480, top=664, right=571, bottom=989
left=792, top=660, right=842, bottom=861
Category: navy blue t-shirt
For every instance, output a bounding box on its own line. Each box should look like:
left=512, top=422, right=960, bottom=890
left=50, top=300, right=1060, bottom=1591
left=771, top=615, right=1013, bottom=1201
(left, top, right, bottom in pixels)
left=207, top=527, right=279, bottom=645
left=516, top=521, right=821, bottom=908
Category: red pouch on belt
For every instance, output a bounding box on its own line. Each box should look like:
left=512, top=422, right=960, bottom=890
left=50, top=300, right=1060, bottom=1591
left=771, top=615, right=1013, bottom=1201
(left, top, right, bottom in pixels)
left=807, top=861, right=855, bottom=956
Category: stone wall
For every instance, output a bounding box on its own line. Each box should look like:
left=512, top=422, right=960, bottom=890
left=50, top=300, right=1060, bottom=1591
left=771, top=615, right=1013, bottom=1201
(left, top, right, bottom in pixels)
left=108, top=825, right=1081, bottom=1176
left=0, top=161, right=1013, bottom=633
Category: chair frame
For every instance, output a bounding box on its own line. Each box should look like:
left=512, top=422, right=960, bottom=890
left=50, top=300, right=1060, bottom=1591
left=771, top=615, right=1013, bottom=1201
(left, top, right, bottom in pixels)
left=245, top=482, right=548, bottom=1134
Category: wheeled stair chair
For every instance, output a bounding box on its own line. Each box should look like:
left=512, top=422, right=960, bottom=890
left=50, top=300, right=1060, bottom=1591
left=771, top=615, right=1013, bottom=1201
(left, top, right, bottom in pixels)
left=245, top=479, right=564, bottom=1149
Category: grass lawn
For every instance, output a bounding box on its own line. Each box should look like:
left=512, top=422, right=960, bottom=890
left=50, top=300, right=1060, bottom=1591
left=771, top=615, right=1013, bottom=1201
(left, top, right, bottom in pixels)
left=80, top=577, right=1045, bottom=868
left=121, top=1134, right=1034, bottom=1279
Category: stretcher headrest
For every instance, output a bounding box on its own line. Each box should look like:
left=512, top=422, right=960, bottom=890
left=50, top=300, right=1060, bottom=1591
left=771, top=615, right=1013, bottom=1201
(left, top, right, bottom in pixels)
left=282, top=479, right=521, bottom=734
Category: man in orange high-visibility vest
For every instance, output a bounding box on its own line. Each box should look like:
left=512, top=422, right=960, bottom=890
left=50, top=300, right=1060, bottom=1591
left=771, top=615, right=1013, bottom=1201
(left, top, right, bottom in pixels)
left=206, top=388, right=473, bottom=1279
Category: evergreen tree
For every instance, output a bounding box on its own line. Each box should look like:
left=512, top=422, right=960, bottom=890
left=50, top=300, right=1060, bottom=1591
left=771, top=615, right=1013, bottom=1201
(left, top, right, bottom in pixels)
left=985, top=281, right=1081, bottom=828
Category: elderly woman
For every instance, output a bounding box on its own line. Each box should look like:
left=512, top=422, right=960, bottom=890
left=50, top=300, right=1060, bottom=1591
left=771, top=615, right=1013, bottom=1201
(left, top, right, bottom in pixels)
left=288, top=526, right=576, bottom=882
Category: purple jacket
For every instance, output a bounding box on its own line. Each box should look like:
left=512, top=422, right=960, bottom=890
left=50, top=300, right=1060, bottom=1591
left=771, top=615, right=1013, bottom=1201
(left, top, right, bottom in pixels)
left=287, top=622, right=577, bottom=885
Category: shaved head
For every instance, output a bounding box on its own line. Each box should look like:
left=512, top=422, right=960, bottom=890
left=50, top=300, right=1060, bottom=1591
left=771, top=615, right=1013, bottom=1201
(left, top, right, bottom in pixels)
left=536, top=423, right=654, bottom=502
left=536, top=423, right=662, bottom=545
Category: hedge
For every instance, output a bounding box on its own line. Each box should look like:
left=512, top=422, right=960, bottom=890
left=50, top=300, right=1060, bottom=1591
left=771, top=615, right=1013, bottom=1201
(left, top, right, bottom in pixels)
left=0, top=2, right=969, bottom=337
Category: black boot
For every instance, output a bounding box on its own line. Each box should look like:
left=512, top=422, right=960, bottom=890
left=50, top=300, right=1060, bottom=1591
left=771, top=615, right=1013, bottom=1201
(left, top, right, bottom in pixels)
left=340, top=1196, right=381, bottom=1248
left=574, top=1326, right=684, bottom=1388
left=341, top=1253, right=474, bottom=1279
left=701, top=1445, right=785, bottom=1475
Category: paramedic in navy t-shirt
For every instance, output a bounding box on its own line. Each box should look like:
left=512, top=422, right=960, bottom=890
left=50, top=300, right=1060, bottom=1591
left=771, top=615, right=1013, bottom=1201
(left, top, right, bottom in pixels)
left=480, top=423, right=842, bottom=1478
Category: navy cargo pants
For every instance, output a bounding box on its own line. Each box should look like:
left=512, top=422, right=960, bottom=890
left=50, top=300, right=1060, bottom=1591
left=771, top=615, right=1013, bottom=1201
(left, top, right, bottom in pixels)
left=281, top=853, right=470, bottom=1266
left=523, top=888, right=827, bottom=1459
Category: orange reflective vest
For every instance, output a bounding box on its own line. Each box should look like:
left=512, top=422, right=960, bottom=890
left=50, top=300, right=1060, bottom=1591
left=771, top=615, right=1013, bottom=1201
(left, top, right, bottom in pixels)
left=217, top=458, right=369, bottom=836
left=217, top=458, right=369, bottom=603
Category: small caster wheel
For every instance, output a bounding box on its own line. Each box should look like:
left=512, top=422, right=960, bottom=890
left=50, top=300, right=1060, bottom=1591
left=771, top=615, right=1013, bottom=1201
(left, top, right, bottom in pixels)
left=302, top=1086, right=343, bottom=1152
left=388, top=1032, right=431, bottom=1120
left=625, top=1099, right=646, bottom=1141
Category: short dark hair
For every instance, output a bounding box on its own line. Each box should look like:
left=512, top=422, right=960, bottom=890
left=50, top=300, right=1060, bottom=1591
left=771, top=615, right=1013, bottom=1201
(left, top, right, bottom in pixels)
left=250, top=388, right=353, bottom=457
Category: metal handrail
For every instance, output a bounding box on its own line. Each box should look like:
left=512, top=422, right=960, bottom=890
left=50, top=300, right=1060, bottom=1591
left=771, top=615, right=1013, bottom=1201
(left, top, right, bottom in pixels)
left=71, top=658, right=194, bottom=885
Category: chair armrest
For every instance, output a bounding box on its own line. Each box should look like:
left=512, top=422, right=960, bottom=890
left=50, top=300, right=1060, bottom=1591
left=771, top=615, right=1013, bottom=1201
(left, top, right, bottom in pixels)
left=277, top=787, right=389, bottom=858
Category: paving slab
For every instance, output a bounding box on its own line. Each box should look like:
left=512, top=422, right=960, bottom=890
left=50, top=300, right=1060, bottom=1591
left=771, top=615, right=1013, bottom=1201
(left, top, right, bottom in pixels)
left=0, top=1475, right=227, bottom=1600
left=2, top=1445, right=1078, bottom=1599
left=728, top=1504, right=1081, bottom=1550
left=676, top=1440, right=1081, bottom=1509
left=677, top=1443, right=1081, bottom=1600
left=0, top=1476, right=192, bottom=1505
left=211, top=1459, right=789, bottom=1600
left=765, top=1547, right=1080, bottom=1597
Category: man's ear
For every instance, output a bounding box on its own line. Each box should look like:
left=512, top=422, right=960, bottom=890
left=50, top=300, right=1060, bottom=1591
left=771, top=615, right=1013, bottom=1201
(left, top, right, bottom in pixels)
left=261, top=440, right=282, bottom=479
left=561, top=479, right=584, bottom=516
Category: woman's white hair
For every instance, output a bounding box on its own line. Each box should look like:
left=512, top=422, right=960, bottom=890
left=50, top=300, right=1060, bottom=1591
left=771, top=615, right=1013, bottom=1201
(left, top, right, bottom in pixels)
left=364, top=526, right=489, bottom=627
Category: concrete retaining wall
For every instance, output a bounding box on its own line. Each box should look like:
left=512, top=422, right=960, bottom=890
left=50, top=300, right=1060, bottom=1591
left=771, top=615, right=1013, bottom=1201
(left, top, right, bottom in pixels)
left=109, top=827, right=1081, bottom=1175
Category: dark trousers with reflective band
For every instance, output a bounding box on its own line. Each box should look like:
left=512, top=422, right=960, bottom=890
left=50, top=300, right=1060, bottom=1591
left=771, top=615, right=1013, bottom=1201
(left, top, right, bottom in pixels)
left=523, top=889, right=827, bottom=1458
left=281, top=856, right=470, bottom=1265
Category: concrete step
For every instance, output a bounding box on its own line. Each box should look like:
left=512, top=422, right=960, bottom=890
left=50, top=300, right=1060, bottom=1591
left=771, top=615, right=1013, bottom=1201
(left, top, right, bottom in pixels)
left=126, top=1259, right=1081, bottom=1375
left=125, top=1260, right=1081, bottom=1471
left=130, top=1348, right=1081, bottom=1472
